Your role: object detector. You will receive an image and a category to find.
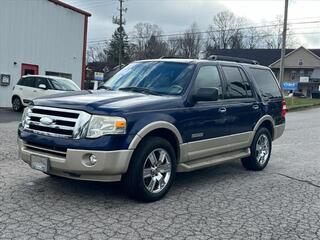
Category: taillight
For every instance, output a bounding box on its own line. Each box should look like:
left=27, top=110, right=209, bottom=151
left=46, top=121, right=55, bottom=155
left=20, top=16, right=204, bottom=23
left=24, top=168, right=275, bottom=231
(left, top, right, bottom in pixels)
left=281, top=100, right=287, bottom=118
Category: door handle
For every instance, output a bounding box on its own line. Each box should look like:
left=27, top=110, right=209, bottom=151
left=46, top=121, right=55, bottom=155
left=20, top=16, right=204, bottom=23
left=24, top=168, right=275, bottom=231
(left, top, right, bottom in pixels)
left=252, top=104, right=260, bottom=110
left=218, top=107, right=227, bottom=113
left=19, top=87, right=23, bottom=90
left=33, top=90, right=37, bottom=92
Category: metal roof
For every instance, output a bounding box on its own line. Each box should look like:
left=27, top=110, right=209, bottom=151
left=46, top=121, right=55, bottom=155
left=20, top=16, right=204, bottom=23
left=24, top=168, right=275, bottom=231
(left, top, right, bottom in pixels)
left=48, top=0, right=91, bottom=17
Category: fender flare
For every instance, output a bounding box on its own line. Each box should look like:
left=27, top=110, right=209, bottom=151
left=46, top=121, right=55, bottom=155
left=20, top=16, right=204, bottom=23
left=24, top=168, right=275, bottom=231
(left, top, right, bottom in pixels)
left=128, top=121, right=183, bottom=150
left=250, top=115, right=275, bottom=143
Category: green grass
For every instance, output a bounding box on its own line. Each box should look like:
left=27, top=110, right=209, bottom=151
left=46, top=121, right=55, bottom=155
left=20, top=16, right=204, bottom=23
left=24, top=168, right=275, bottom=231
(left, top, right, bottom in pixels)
left=285, top=97, right=320, bottom=110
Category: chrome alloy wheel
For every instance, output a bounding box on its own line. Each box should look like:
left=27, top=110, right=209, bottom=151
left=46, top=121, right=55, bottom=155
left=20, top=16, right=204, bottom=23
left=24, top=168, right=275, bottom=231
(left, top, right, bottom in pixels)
left=256, top=134, right=270, bottom=165
left=143, top=148, right=172, bottom=194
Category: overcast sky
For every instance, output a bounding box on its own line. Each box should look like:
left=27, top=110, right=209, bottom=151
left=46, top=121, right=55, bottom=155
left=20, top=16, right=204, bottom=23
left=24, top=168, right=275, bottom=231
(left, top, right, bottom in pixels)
left=63, top=0, right=320, bottom=48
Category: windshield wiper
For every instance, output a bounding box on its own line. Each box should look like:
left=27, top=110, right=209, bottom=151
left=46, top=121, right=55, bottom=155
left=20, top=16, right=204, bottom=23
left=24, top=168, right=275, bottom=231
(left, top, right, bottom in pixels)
left=119, top=87, right=161, bottom=95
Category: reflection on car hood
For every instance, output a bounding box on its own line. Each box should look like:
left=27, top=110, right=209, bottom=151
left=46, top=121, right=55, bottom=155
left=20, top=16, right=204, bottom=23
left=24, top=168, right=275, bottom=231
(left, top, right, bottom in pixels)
left=32, top=90, right=182, bottom=115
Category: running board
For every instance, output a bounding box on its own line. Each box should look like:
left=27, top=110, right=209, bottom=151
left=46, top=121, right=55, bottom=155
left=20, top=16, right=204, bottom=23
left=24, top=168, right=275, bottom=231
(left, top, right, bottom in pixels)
left=177, top=148, right=250, bottom=172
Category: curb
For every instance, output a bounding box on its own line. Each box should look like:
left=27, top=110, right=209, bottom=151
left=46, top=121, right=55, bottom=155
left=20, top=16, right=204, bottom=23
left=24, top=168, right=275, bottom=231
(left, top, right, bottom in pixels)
left=287, top=104, right=320, bottom=112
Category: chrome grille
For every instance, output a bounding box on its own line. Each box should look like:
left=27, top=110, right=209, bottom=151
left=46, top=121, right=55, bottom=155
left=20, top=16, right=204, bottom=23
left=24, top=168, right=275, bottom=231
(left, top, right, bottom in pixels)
left=25, top=106, right=91, bottom=139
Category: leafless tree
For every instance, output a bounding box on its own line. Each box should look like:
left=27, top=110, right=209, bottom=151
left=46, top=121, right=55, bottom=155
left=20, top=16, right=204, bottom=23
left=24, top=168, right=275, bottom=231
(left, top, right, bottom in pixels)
left=208, top=11, right=245, bottom=49
left=244, top=27, right=265, bottom=49
left=262, top=15, right=298, bottom=49
left=86, top=46, right=100, bottom=63
left=166, top=37, right=181, bottom=57
left=86, top=44, right=109, bottom=63
left=144, top=35, right=168, bottom=59
left=178, top=22, right=202, bottom=58
left=131, top=23, right=164, bottom=59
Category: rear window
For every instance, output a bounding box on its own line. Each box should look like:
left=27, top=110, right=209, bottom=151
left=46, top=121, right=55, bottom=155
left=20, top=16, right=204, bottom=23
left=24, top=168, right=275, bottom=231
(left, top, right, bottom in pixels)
left=250, top=68, right=282, bottom=99
left=18, top=77, right=36, bottom=87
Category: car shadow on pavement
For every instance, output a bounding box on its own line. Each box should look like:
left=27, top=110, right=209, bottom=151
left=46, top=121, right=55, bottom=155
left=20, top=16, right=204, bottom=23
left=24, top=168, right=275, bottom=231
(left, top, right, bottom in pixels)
left=25, top=159, right=246, bottom=203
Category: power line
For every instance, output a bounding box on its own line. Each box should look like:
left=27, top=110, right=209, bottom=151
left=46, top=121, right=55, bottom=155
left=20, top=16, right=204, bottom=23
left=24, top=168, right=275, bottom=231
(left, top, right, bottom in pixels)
left=87, top=30, right=320, bottom=47
left=87, top=19, right=320, bottom=45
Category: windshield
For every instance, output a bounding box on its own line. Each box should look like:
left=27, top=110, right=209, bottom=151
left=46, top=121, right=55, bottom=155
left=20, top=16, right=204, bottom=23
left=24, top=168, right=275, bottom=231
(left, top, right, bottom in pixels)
left=103, top=61, right=195, bottom=95
left=50, top=78, right=80, bottom=91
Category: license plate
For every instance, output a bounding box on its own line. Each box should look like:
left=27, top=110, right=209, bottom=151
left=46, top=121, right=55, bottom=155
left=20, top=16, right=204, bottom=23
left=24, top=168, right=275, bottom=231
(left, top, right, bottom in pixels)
left=30, top=155, right=50, bottom=173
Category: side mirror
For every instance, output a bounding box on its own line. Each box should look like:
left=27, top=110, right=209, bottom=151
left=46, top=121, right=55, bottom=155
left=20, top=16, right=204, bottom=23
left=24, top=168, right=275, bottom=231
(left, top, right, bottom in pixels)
left=193, top=88, right=219, bottom=102
left=38, top=84, right=47, bottom=90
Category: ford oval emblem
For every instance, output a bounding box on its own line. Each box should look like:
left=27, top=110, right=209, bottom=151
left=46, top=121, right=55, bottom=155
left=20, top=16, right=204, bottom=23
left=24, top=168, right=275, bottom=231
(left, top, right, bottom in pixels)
left=40, top=117, right=54, bottom=125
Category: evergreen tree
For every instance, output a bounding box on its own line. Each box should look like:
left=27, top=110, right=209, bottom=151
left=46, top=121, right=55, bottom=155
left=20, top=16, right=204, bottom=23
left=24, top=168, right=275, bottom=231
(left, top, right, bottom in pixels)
left=107, top=27, right=130, bottom=69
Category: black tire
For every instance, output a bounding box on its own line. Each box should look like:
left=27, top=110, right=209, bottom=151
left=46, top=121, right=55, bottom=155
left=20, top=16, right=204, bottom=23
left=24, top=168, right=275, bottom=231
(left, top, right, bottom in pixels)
left=123, top=136, right=177, bottom=202
left=241, top=127, right=272, bottom=171
left=12, top=96, right=23, bottom=112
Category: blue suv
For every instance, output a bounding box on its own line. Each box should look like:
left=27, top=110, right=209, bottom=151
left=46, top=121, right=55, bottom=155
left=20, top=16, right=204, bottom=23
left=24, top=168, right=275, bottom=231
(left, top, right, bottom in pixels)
left=18, top=56, right=286, bottom=202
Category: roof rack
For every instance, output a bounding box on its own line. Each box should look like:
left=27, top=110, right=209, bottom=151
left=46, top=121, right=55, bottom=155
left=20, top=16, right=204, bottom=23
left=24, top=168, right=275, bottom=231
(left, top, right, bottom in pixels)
left=208, top=55, right=259, bottom=65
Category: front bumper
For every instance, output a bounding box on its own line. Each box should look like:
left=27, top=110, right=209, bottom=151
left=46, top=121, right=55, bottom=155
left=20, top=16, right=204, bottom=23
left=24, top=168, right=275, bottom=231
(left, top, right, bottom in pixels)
left=18, top=138, right=133, bottom=182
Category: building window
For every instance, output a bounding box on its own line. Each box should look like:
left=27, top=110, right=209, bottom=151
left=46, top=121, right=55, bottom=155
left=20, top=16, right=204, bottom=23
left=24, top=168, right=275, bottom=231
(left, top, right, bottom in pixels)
left=46, top=71, right=72, bottom=80
left=290, top=70, right=297, bottom=81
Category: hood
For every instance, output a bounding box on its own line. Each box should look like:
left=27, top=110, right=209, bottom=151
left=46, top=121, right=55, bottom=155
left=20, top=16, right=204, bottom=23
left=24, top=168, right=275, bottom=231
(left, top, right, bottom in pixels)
left=32, top=90, right=183, bottom=115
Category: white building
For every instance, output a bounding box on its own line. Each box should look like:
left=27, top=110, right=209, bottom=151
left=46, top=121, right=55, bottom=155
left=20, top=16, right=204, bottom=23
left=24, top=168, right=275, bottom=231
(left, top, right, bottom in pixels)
left=0, top=0, right=90, bottom=108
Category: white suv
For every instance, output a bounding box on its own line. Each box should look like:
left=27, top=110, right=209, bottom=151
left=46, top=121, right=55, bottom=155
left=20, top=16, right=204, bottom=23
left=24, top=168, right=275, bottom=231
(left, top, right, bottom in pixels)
left=12, top=75, right=80, bottom=111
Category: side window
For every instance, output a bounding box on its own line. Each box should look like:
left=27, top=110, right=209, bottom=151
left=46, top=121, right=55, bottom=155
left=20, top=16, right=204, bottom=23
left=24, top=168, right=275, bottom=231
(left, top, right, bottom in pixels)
left=194, top=66, right=222, bottom=98
left=239, top=69, right=253, bottom=97
left=21, top=77, right=36, bottom=88
left=16, top=78, right=23, bottom=86
left=249, top=68, right=282, bottom=98
left=35, top=77, right=51, bottom=89
left=222, top=66, right=249, bottom=99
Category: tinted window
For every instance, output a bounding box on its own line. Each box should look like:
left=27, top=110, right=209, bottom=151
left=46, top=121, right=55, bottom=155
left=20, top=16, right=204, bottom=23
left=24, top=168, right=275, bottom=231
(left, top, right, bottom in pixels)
left=104, top=62, right=195, bottom=95
left=239, top=69, right=253, bottom=97
left=46, top=71, right=72, bottom=80
left=20, top=77, right=36, bottom=87
left=17, top=78, right=23, bottom=85
left=194, top=66, right=222, bottom=97
left=250, top=68, right=282, bottom=99
left=35, top=77, right=51, bottom=89
left=222, top=66, right=248, bottom=98
left=50, top=78, right=80, bottom=91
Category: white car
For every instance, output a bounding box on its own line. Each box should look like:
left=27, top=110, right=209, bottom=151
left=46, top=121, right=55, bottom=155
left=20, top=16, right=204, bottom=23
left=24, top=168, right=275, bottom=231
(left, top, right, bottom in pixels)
left=12, top=75, right=80, bottom=111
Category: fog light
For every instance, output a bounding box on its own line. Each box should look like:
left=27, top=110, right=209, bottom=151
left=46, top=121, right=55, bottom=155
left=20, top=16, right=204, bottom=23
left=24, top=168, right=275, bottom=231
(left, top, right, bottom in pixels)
left=89, top=154, right=97, bottom=165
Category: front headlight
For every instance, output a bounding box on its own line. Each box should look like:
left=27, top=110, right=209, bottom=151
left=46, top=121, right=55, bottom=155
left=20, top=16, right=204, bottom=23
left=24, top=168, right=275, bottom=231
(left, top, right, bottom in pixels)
left=21, top=107, right=32, bottom=128
left=86, top=115, right=127, bottom=138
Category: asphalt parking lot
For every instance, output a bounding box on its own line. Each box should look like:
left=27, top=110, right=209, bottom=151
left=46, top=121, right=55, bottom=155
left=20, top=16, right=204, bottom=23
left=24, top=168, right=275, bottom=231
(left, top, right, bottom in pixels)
left=0, top=108, right=320, bottom=240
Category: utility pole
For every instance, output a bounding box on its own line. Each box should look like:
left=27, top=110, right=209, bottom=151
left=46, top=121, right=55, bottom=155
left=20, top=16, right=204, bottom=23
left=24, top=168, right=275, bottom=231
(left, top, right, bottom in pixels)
left=113, top=0, right=126, bottom=69
left=279, top=0, right=289, bottom=86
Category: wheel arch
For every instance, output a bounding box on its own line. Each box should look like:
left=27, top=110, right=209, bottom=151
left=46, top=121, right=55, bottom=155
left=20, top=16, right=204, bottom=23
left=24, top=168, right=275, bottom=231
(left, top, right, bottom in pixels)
left=11, top=94, right=21, bottom=103
left=128, top=121, right=183, bottom=161
left=252, top=115, right=275, bottom=140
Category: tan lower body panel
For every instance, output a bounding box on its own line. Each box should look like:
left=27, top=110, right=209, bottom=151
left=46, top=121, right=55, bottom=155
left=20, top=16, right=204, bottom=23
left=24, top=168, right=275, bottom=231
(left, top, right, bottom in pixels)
left=177, top=148, right=250, bottom=172
left=180, top=132, right=252, bottom=162
left=18, top=138, right=133, bottom=182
